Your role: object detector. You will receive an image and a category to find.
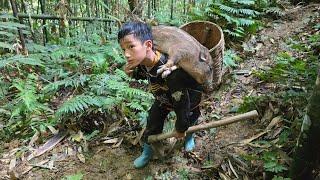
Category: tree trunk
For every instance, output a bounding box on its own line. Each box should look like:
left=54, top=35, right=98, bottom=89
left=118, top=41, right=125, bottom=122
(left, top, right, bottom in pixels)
left=170, top=0, right=173, bottom=20
left=290, top=68, right=320, bottom=179
left=147, top=0, right=151, bottom=18
left=39, top=0, right=48, bottom=45
left=9, top=0, right=28, bottom=55
left=0, top=0, right=10, bottom=10
left=127, top=0, right=143, bottom=17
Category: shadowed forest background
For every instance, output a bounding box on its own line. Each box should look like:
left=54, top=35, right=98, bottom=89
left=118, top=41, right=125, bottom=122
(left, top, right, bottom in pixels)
left=0, top=0, right=320, bottom=179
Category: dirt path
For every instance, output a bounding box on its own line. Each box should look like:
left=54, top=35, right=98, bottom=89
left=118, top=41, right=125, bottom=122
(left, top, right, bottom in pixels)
left=1, top=4, right=319, bottom=180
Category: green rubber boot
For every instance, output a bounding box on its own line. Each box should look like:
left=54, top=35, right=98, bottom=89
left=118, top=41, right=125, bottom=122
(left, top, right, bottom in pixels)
left=134, top=143, right=153, bottom=168
left=185, top=133, right=195, bottom=152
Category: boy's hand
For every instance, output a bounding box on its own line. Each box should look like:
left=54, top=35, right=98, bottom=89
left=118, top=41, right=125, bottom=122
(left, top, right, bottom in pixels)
left=173, top=130, right=186, bottom=139
left=124, top=64, right=134, bottom=76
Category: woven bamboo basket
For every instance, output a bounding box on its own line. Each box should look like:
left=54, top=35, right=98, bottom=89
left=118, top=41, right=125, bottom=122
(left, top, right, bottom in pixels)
left=180, top=21, right=224, bottom=89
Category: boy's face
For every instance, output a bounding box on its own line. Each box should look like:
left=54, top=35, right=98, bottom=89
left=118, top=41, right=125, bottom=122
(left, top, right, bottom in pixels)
left=119, top=34, right=149, bottom=69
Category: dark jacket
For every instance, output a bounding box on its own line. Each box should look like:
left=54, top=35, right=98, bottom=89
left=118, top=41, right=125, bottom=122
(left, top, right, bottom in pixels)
left=133, top=52, right=203, bottom=132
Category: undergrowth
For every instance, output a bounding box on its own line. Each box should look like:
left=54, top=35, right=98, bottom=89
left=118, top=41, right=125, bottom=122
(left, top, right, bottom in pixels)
left=0, top=30, right=153, bottom=141
left=189, top=0, right=284, bottom=42
left=238, top=19, right=319, bottom=178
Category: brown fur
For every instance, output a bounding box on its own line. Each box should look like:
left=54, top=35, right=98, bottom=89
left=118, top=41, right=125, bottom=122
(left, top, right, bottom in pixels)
left=152, top=25, right=214, bottom=92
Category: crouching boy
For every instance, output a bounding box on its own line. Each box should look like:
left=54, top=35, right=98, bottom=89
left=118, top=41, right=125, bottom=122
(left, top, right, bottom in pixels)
left=118, top=21, right=203, bottom=168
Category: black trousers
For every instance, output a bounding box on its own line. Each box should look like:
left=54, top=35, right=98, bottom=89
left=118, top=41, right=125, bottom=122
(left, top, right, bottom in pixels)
left=143, top=89, right=202, bottom=142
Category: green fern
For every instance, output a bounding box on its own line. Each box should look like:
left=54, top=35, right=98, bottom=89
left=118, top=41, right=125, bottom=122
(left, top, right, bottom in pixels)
left=216, top=3, right=259, bottom=16
left=9, top=74, right=52, bottom=119
left=263, top=7, right=285, bottom=17
left=0, top=55, right=44, bottom=68
left=0, top=14, right=29, bottom=50
left=56, top=95, right=110, bottom=116
left=230, top=0, right=255, bottom=5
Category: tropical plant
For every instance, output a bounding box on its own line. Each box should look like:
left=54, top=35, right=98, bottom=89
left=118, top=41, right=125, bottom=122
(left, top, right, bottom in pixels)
left=0, top=14, right=29, bottom=53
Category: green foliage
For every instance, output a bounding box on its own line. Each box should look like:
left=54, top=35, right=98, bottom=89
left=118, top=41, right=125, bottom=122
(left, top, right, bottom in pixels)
left=177, top=168, right=189, bottom=180
left=62, top=173, right=83, bottom=180
left=188, top=0, right=284, bottom=41
left=202, top=0, right=261, bottom=39
left=272, top=176, right=290, bottom=180
left=262, top=151, right=288, bottom=173
left=0, top=14, right=29, bottom=51
left=223, top=49, right=240, bottom=68
left=239, top=21, right=319, bottom=179
left=0, top=55, right=44, bottom=68
left=0, top=33, right=152, bottom=140
left=253, top=51, right=317, bottom=89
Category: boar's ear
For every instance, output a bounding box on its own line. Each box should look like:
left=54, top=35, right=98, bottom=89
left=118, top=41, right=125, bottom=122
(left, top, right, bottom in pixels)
left=144, top=40, right=153, bottom=51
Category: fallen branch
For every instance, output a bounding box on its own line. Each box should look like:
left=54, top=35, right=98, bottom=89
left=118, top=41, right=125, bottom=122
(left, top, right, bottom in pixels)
left=148, top=110, right=259, bottom=143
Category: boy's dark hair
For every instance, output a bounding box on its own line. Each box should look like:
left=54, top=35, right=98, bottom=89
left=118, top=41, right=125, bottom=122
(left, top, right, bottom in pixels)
left=117, top=21, right=153, bottom=44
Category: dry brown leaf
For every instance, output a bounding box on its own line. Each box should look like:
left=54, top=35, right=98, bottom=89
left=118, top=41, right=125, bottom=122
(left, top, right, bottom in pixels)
left=228, top=159, right=239, bottom=179
left=21, top=159, right=49, bottom=175
left=112, top=137, right=123, bottom=148
left=240, top=131, right=268, bottom=145
left=261, top=107, right=274, bottom=123
left=107, top=120, right=123, bottom=136
left=132, top=127, right=145, bottom=145
left=47, top=125, right=58, bottom=135
left=219, top=171, right=231, bottom=180
left=28, top=131, right=40, bottom=147
left=77, top=153, right=85, bottom=163
left=103, top=138, right=119, bottom=144
left=67, top=147, right=75, bottom=156
left=266, top=116, right=282, bottom=130
left=71, top=131, right=84, bottom=142
left=9, top=158, right=16, bottom=171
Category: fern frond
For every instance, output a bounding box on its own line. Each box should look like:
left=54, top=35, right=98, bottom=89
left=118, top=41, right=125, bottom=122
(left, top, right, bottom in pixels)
left=0, top=42, right=13, bottom=50
left=0, top=31, right=16, bottom=37
left=0, top=77, right=9, bottom=102
left=121, top=87, right=151, bottom=99
left=215, top=3, right=259, bottom=16
left=223, top=29, right=243, bottom=37
left=42, top=80, right=66, bottom=93
left=56, top=95, right=106, bottom=116
left=64, top=74, right=89, bottom=88
left=239, top=8, right=260, bottom=16
left=230, top=0, right=255, bottom=5
left=264, top=7, right=285, bottom=16
left=0, top=21, right=28, bottom=30
left=42, top=74, right=89, bottom=94
left=127, top=101, right=145, bottom=111
left=12, top=75, right=38, bottom=110
left=216, top=3, right=239, bottom=15
left=236, top=18, right=256, bottom=26
left=114, top=69, right=132, bottom=82
left=0, top=14, right=16, bottom=19
left=0, top=55, right=44, bottom=68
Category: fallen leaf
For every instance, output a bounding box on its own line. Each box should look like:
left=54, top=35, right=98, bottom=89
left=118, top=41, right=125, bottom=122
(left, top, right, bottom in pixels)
left=9, top=158, right=16, bottom=171
left=71, top=131, right=84, bottom=142
left=77, top=153, right=85, bottom=163
left=266, top=116, right=282, bottom=130
left=29, top=131, right=40, bottom=147
left=103, top=138, right=118, bottom=144
left=240, top=131, right=268, bottom=145
left=112, top=137, right=123, bottom=148
left=47, top=125, right=58, bottom=135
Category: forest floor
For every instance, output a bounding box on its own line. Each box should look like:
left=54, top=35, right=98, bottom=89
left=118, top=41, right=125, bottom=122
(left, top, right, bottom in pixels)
left=1, top=3, right=319, bottom=180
